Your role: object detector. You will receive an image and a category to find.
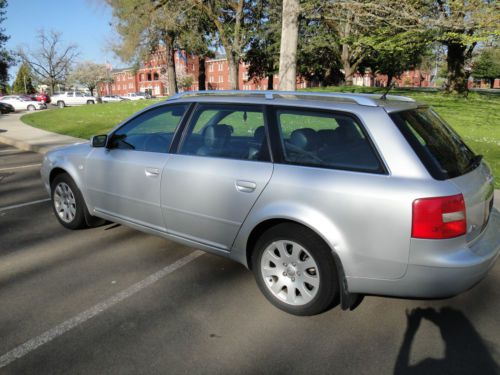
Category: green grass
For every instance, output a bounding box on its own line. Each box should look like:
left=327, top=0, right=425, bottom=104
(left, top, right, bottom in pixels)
left=21, top=100, right=162, bottom=139
left=21, top=88, right=500, bottom=187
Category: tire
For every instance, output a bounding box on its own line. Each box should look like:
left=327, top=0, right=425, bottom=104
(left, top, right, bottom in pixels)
left=51, top=174, right=88, bottom=229
left=86, top=100, right=94, bottom=105
left=252, top=223, right=338, bottom=316
left=27, top=105, right=36, bottom=111
left=57, top=101, right=65, bottom=108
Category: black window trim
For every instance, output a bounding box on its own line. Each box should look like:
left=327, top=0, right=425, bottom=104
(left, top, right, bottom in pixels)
left=267, top=105, right=388, bottom=175
left=172, top=102, right=274, bottom=163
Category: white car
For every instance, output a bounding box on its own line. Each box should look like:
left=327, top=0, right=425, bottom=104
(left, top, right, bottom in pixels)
left=51, top=92, right=97, bottom=108
left=0, top=96, right=46, bottom=112
left=101, top=95, right=125, bottom=103
left=121, top=92, right=147, bottom=101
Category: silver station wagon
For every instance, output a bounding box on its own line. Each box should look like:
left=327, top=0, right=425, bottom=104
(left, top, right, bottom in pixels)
left=41, top=91, right=500, bottom=315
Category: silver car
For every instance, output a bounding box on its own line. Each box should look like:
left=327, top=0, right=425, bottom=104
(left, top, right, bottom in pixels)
left=41, top=90, right=500, bottom=316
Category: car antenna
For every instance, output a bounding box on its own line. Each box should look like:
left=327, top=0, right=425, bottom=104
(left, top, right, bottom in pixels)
left=380, top=82, right=395, bottom=100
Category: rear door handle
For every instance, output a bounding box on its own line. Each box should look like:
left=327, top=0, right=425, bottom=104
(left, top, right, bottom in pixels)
left=235, top=180, right=257, bottom=193
left=145, top=167, right=160, bottom=177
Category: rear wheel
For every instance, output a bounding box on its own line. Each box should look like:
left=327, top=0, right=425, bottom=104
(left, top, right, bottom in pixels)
left=27, top=105, right=36, bottom=111
left=57, top=101, right=65, bottom=108
left=87, top=100, right=94, bottom=105
left=51, top=174, right=88, bottom=229
left=252, top=223, right=338, bottom=316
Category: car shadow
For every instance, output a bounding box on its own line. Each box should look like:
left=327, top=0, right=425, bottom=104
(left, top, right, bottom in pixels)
left=394, top=307, right=498, bottom=375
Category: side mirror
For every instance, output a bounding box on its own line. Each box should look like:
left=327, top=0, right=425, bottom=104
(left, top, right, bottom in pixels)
left=91, top=134, right=108, bottom=148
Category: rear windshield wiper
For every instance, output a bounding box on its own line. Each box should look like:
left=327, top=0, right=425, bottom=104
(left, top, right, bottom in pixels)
left=467, top=154, right=483, bottom=171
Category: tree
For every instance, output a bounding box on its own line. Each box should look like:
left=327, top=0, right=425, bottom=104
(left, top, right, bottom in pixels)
left=472, top=47, right=500, bottom=88
left=193, top=0, right=252, bottom=90
left=107, top=0, right=189, bottom=95
left=244, top=0, right=281, bottom=90
left=428, top=0, right=500, bottom=95
left=17, top=30, right=79, bottom=95
left=0, top=0, right=14, bottom=92
left=12, top=62, right=35, bottom=94
left=70, top=61, right=109, bottom=96
left=277, top=0, right=300, bottom=90
left=361, top=29, right=429, bottom=87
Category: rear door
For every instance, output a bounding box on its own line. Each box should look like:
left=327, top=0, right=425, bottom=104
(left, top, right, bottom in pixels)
left=162, top=103, right=273, bottom=250
left=390, top=107, right=495, bottom=242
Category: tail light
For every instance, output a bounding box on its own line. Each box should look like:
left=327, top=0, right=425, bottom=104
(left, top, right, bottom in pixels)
left=412, top=194, right=466, bottom=239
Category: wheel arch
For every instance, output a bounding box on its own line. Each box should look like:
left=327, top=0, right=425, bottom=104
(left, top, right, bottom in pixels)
left=243, top=217, right=357, bottom=311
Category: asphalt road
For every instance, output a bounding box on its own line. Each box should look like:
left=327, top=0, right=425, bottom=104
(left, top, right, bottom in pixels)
left=1, top=142, right=499, bottom=375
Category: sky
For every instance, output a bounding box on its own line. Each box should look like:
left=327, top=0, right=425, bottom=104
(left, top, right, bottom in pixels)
left=4, top=0, right=125, bottom=82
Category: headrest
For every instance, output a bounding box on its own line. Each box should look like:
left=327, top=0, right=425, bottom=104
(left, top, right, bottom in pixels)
left=290, top=128, right=318, bottom=151
left=204, top=125, right=232, bottom=148
left=254, top=126, right=265, bottom=143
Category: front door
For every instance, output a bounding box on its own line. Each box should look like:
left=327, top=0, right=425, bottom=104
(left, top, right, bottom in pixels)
left=162, top=103, right=273, bottom=250
left=85, top=103, right=189, bottom=231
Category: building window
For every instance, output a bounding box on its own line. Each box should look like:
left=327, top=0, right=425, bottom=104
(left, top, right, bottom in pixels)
left=154, top=72, right=159, bottom=81
left=209, top=64, right=214, bottom=72
left=129, top=82, right=133, bottom=89
left=219, top=76, right=223, bottom=83
left=218, top=63, right=223, bottom=71
left=243, top=72, right=249, bottom=81
left=147, top=73, right=152, bottom=81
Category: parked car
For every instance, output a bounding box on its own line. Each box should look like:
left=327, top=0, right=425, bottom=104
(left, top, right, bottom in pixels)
left=41, top=90, right=499, bottom=316
left=121, top=92, right=148, bottom=101
left=0, top=95, right=46, bottom=112
left=0, top=102, right=15, bottom=114
left=51, top=91, right=97, bottom=108
left=101, top=95, right=125, bottom=103
left=36, top=93, right=51, bottom=104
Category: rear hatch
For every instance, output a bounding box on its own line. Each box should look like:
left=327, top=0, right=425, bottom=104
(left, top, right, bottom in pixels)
left=390, top=107, right=495, bottom=243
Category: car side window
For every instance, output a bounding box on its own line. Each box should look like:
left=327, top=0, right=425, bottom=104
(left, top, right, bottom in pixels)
left=67, top=93, right=74, bottom=97
left=275, top=108, right=383, bottom=173
left=179, top=104, right=269, bottom=162
left=110, top=104, right=188, bottom=153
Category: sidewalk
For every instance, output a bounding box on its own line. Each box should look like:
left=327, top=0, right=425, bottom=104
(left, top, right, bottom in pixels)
left=0, top=112, right=84, bottom=154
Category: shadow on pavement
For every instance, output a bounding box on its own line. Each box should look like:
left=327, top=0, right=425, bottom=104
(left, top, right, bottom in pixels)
left=394, top=307, right=498, bottom=375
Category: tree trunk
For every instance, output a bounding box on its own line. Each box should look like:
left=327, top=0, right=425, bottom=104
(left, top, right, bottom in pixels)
left=198, top=57, right=206, bottom=91
left=228, top=53, right=239, bottom=90
left=164, top=37, right=178, bottom=95
left=387, top=75, right=393, bottom=87
left=446, top=42, right=468, bottom=95
left=267, top=74, right=274, bottom=90
left=278, top=0, right=300, bottom=91
left=342, top=54, right=354, bottom=86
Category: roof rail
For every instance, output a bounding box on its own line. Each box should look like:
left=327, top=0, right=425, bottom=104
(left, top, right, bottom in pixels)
left=166, top=90, right=415, bottom=107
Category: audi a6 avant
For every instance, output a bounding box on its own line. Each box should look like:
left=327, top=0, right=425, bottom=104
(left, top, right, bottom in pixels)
left=41, top=91, right=500, bottom=315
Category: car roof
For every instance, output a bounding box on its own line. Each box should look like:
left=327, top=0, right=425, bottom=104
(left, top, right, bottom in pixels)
left=165, top=90, right=421, bottom=113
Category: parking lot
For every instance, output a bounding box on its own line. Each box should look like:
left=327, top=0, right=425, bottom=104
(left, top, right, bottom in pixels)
left=0, top=141, right=499, bottom=374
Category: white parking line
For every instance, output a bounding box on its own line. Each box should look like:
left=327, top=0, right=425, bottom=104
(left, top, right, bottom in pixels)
left=0, top=163, right=42, bottom=172
left=0, top=198, right=51, bottom=212
left=0, top=250, right=204, bottom=369
left=0, top=149, right=18, bottom=153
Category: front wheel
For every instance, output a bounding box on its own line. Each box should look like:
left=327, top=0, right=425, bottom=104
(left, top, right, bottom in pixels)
left=51, top=174, right=88, bottom=229
left=86, top=100, right=94, bottom=105
left=57, top=101, right=65, bottom=108
left=27, top=105, right=36, bottom=111
left=252, top=223, right=338, bottom=316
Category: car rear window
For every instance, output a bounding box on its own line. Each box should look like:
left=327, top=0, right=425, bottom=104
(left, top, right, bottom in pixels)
left=390, top=108, right=477, bottom=180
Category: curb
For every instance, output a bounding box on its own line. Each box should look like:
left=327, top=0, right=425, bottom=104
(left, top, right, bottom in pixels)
left=0, top=113, right=84, bottom=155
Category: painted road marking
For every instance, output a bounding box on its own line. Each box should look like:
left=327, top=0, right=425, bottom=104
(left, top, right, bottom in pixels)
left=0, top=163, right=42, bottom=172
left=0, top=198, right=51, bottom=212
left=0, top=149, right=19, bottom=154
left=0, top=250, right=204, bottom=369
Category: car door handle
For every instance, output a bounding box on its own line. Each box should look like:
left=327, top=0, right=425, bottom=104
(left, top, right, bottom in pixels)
left=145, top=167, right=160, bottom=177
left=235, top=180, right=257, bottom=193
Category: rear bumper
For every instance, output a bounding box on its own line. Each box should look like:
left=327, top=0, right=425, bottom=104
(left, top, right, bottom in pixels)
left=347, top=208, right=500, bottom=298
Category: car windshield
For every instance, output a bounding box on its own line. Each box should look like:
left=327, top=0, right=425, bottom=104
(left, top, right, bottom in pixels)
left=390, top=107, right=477, bottom=180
